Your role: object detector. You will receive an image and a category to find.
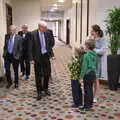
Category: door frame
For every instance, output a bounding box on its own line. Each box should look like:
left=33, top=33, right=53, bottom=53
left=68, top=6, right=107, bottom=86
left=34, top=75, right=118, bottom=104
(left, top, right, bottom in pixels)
left=66, top=19, right=70, bottom=45
left=6, top=3, right=13, bottom=33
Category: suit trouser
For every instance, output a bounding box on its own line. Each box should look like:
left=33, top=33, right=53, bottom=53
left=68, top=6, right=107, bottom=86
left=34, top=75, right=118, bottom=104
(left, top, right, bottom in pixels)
left=83, top=71, right=96, bottom=108
left=34, top=54, right=51, bottom=95
left=49, top=49, right=54, bottom=77
left=20, top=59, right=30, bottom=76
left=20, top=53, right=30, bottom=76
left=4, top=54, right=19, bottom=85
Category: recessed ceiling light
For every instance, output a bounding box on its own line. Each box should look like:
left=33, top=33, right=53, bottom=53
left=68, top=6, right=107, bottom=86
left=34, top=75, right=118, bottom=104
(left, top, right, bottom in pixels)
left=58, top=0, right=64, bottom=3
left=72, top=0, right=78, bottom=4
left=50, top=9, right=55, bottom=12
left=53, top=4, right=57, bottom=7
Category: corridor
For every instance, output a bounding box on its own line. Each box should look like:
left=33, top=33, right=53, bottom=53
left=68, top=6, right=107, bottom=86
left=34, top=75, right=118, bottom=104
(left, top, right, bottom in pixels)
left=0, top=40, right=120, bottom=120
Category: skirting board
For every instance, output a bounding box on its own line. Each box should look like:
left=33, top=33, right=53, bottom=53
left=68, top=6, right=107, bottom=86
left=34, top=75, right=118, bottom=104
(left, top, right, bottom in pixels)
left=0, top=77, right=4, bottom=82
left=100, top=79, right=120, bottom=87
left=58, top=38, right=72, bottom=49
left=99, top=79, right=108, bottom=85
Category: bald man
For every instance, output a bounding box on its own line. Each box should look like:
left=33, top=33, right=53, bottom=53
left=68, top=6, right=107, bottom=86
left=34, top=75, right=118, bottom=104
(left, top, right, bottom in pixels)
left=31, top=21, right=54, bottom=100
left=18, top=24, right=32, bottom=80
left=3, top=25, right=23, bottom=89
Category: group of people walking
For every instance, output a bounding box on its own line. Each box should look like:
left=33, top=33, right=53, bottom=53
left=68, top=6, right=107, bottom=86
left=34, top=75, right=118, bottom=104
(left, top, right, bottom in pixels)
left=3, top=21, right=105, bottom=109
left=3, top=21, right=55, bottom=100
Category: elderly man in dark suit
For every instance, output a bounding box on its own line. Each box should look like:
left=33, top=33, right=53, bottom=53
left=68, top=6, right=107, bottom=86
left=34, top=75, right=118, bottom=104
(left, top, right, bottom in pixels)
left=46, top=29, right=55, bottom=80
left=31, top=21, right=55, bottom=100
left=18, top=24, right=32, bottom=80
left=3, top=25, right=23, bottom=88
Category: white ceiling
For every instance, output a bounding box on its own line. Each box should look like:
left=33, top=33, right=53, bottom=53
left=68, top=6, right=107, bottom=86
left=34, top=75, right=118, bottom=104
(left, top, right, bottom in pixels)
left=40, top=0, right=73, bottom=11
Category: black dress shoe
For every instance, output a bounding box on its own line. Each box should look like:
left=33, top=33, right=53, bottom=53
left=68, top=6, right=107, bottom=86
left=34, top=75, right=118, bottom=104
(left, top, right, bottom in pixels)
left=45, top=90, right=51, bottom=96
left=79, top=106, right=92, bottom=111
left=37, top=95, right=42, bottom=100
left=15, top=84, right=19, bottom=88
left=6, top=82, right=12, bottom=89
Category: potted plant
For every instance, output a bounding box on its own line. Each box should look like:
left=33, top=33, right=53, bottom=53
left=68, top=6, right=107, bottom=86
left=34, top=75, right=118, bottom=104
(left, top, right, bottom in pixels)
left=105, top=7, right=120, bottom=90
left=68, top=48, right=84, bottom=107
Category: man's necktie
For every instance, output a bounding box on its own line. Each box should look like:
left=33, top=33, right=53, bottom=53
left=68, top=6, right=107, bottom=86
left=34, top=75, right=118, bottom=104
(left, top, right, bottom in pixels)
left=40, top=32, right=46, bottom=54
left=8, top=35, right=14, bottom=54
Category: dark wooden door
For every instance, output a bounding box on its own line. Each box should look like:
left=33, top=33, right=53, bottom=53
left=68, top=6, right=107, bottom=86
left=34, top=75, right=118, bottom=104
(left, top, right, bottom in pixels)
left=66, top=19, right=70, bottom=45
left=6, top=4, right=12, bottom=33
left=58, top=20, right=61, bottom=40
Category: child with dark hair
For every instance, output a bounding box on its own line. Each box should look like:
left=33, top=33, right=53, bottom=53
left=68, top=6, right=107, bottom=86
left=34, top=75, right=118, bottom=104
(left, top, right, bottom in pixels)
left=80, top=39, right=97, bottom=111
left=68, top=46, right=85, bottom=108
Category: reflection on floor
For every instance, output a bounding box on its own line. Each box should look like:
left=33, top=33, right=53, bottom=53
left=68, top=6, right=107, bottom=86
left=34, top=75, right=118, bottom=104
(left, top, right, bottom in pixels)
left=0, top=40, right=120, bottom=120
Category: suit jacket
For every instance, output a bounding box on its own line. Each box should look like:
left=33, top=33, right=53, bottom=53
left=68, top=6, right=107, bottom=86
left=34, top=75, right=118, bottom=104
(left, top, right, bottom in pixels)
left=47, top=29, right=55, bottom=57
left=31, top=29, right=54, bottom=61
left=47, top=29, right=55, bottom=46
left=18, top=31, right=32, bottom=60
left=3, top=34, right=23, bottom=60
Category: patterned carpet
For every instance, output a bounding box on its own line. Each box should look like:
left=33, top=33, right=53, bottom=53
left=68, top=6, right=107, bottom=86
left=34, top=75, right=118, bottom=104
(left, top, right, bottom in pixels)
left=0, top=40, right=120, bottom=120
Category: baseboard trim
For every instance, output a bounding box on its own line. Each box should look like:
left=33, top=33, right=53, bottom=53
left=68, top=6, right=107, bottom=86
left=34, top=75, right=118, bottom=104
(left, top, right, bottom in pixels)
left=58, top=39, right=66, bottom=44
left=58, top=39, right=72, bottom=49
left=99, top=79, right=108, bottom=85
left=0, top=77, right=4, bottom=82
left=68, top=45, right=72, bottom=49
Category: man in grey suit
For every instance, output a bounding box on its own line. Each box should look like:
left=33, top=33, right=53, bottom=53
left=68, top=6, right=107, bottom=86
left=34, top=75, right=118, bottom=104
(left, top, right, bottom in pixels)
left=3, top=25, right=23, bottom=89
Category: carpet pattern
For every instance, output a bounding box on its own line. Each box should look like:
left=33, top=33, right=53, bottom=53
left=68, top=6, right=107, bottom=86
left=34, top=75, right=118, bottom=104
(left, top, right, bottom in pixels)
left=0, top=40, right=120, bottom=120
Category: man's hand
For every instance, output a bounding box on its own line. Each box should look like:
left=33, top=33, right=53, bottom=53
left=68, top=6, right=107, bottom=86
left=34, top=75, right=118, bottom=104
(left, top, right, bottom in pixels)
left=51, top=57, right=56, bottom=60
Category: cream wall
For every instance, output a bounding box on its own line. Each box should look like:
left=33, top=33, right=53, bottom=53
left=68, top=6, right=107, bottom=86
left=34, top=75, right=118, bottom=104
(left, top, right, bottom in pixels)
left=0, top=0, right=12, bottom=76
left=95, top=0, right=120, bottom=30
left=41, top=11, right=64, bottom=21
left=0, top=0, right=5, bottom=53
left=0, top=0, right=12, bottom=53
left=12, top=0, right=41, bottom=31
left=62, top=9, right=71, bottom=44
left=47, top=21, right=59, bottom=37
left=63, top=0, right=120, bottom=80
left=68, top=0, right=120, bottom=50
left=61, top=4, right=78, bottom=54
left=47, top=22, right=56, bottom=36
left=62, top=4, right=79, bottom=54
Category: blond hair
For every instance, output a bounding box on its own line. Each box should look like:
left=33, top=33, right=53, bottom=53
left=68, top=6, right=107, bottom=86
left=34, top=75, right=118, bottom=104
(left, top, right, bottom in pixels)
left=75, top=46, right=85, bottom=56
left=85, top=39, right=95, bottom=50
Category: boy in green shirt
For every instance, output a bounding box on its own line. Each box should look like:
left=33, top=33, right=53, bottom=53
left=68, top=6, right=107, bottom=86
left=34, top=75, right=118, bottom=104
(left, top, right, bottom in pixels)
left=80, top=39, right=97, bottom=111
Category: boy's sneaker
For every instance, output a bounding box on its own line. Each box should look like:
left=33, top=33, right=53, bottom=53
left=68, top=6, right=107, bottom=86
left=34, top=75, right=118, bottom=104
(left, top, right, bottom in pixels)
left=93, top=97, right=98, bottom=103
left=24, top=76, right=29, bottom=80
left=79, top=105, right=84, bottom=109
left=71, top=104, right=83, bottom=108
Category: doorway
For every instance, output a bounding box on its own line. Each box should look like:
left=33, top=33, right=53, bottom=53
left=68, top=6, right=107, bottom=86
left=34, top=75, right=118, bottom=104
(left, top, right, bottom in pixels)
left=66, top=19, right=70, bottom=45
left=6, top=4, right=12, bottom=33
left=58, top=20, right=61, bottom=40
